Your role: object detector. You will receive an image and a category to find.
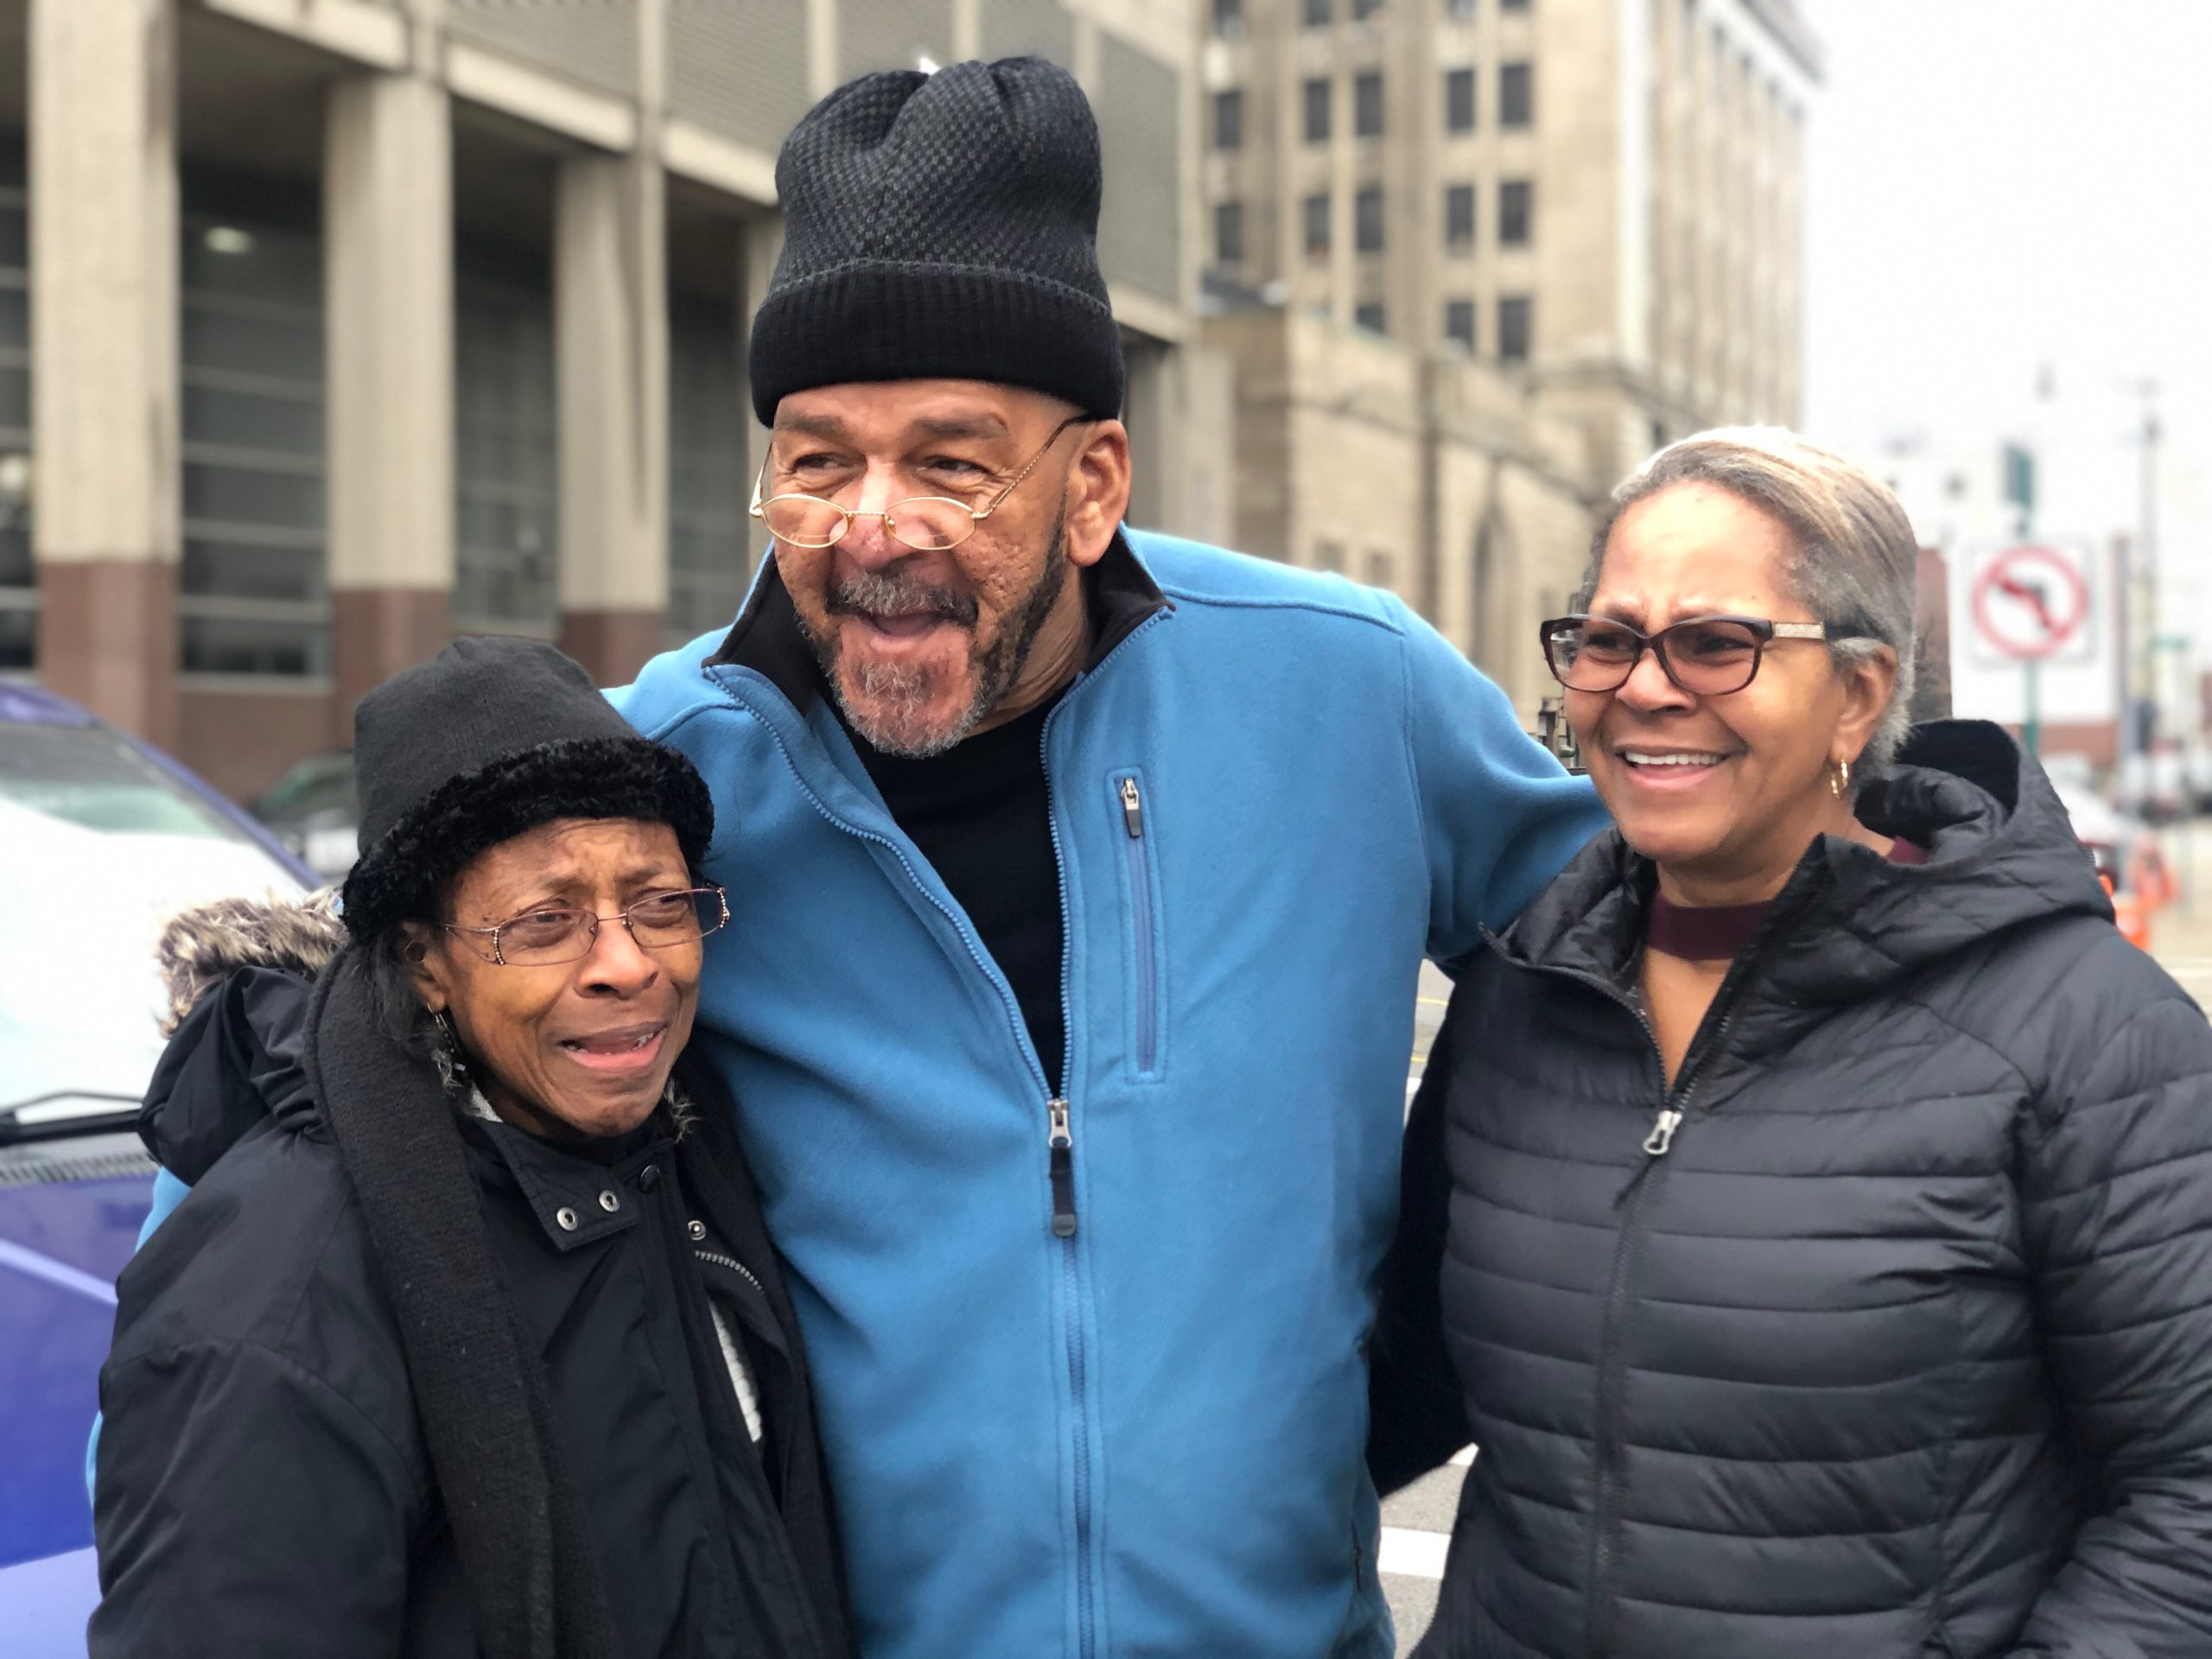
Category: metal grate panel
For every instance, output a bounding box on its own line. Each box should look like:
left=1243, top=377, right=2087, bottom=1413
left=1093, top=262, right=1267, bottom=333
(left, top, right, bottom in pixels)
left=668, top=0, right=812, bottom=155
left=446, top=0, right=642, bottom=99
left=1095, top=35, right=1182, bottom=304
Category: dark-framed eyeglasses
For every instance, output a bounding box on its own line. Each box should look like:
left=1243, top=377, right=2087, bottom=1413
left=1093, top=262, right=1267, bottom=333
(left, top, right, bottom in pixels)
left=1539, top=613, right=1833, bottom=697
left=749, top=415, right=1091, bottom=552
left=442, top=886, right=730, bottom=967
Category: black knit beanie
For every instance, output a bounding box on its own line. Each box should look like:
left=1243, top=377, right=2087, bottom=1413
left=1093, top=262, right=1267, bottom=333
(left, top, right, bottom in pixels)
left=748, top=56, right=1125, bottom=425
left=340, top=636, right=714, bottom=944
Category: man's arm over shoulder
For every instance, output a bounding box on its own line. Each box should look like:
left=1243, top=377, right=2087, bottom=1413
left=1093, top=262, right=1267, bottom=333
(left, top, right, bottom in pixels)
left=1389, top=600, right=1607, bottom=971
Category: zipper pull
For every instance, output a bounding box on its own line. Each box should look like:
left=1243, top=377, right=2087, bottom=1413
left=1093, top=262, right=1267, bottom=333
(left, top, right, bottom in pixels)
left=1642, top=1108, right=1683, bottom=1158
left=1048, top=1099, right=1077, bottom=1238
left=1119, top=776, right=1144, bottom=838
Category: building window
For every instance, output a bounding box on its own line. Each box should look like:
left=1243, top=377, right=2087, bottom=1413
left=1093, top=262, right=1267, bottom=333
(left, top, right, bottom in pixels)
left=1313, top=538, right=1345, bottom=572
left=1497, top=293, right=1532, bottom=361
left=1305, top=0, right=1333, bottom=25
left=1445, top=0, right=1476, bottom=18
left=1500, top=61, right=1533, bottom=127
left=455, top=237, right=560, bottom=635
left=1304, top=77, right=1332, bottom=143
left=1302, top=192, right=1332, bottom=258
left=1501, top=0, right=1529, bottom=9
left=1445, top=67, right=1476, bottom=132
left=1212, top=0, right=1246, bottom=37
left=1498, top=178, right=1532, bottom=245
left=1355, top=186, right=1385, bottom=252
left=1354, top=301, right=1387, bottom=334
left=1444, top=182, right=1475, bottom=251
left=1354, top=71, right=1385, bottom=137
left=1212, top=88, right=1244, bottom=151
left=1445, top=298, right=1476, bottom=351
left=1214, top=199, right=1245, bottom=265
left=1353, top=0, right=1386, bottom=19
left=0, top=166, right=29, bottom=671
left=179, top=189, right=331, bottom=678
left=668, top=288, right=751, bottom=645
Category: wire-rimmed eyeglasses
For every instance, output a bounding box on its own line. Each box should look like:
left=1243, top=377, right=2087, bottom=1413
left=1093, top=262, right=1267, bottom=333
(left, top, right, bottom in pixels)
left=1539, top=613, right=1833, bottom=697
left=748, top=415, right=1090, bottom=552
left=442, top=886, right=730, bottom=968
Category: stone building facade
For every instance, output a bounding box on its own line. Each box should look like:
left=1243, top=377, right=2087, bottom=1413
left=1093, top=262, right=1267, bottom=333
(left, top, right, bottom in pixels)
left=1, top=0, right=1225, bottom=798
left=1198, top=0, right=1821, bottom=627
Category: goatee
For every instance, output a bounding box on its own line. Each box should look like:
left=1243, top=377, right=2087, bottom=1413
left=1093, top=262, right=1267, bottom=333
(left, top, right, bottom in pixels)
left=804, top=510, right=1071, bottom=759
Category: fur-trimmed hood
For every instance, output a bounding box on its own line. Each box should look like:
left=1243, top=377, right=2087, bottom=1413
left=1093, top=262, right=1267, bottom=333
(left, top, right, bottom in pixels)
left=157, top=888, right=346, bottom=1037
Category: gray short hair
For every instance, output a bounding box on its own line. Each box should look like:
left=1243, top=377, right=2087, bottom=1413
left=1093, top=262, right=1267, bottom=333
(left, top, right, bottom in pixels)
left=1579, top=426, right=1919, bottom=774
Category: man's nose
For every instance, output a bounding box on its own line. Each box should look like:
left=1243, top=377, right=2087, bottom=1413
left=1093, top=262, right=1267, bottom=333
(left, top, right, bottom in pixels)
left=837, top=465, right=907, bottom=568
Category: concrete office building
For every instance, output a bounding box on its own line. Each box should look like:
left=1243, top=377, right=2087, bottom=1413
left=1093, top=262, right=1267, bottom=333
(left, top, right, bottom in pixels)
left=1, top=0, right=1224, bottom=799
left=1199, top=0, right=1821, bottom=485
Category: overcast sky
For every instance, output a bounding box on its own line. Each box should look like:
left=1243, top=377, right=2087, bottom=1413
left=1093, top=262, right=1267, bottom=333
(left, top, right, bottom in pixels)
left=1802, top=0, right=2212, bottom=508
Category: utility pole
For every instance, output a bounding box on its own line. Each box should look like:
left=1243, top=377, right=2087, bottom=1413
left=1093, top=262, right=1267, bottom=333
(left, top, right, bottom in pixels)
left=2120, top=377, right=2161, bottom=760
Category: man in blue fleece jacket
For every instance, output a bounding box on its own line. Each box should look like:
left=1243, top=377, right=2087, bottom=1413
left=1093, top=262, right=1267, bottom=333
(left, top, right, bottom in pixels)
left=116, top=54, right=1603, bottom=1659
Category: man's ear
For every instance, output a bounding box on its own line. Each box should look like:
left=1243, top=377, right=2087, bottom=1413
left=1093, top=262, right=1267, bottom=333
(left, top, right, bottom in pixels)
left=1064, top=419, right=1132, bottom=570
left=398, top=925, right=449, bottom=1014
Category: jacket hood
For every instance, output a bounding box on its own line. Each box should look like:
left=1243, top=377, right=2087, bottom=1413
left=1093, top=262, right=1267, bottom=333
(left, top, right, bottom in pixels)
left=142, top=892, right=346, bottom=1182
left=1503, top=721, right=2113, bottom=1029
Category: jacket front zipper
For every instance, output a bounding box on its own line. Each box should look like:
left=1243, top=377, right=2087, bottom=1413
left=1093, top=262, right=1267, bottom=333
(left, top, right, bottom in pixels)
left=1490, top=875, right=1827, bottom=1658
left=1116, top=775, right=1160, bottom=1076
left=717, top=606, right=1168, bottom=1659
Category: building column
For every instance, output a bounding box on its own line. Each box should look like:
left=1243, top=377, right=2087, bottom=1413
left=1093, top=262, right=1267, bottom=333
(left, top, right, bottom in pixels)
left=555, top=149, right=670, bottom=685
left=325, top=68, right=454, bottom=741
left=29, top=0, right=181, bottom=745
left=735, top=213, right=783, bottom=565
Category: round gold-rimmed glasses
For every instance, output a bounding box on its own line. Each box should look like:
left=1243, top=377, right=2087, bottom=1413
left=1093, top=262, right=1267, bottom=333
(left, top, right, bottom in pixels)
left=749, top=415, right=1090, bottom=551
left=1540, top=613, right=1834, bottom=696
left=442, top=886, right=730, bottom=967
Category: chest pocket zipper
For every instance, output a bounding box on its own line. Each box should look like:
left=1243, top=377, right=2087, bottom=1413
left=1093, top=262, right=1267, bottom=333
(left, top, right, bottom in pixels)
left=1114, top=772, right=1166, bottom=1079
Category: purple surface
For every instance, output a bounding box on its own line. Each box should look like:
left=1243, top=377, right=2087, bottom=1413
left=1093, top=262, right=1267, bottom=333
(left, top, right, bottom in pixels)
left=0, top=1173, right=153, bottom=1568
left=0, top=1546, right=98, bottom=1655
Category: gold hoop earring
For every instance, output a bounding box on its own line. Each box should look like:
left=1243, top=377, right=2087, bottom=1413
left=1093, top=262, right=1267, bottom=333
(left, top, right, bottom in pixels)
left=1830, top=758, right=1852, bottom=798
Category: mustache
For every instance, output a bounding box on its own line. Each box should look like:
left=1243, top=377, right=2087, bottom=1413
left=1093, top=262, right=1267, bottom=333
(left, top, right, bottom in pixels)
left=827, top=569, right=979, bottom=629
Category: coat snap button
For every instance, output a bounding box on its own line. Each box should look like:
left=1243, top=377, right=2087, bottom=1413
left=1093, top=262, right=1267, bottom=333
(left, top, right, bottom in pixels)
left=598, top=1190, right=620, bottom=1213
left=639, top=1164, right=660, bottom=1192
left=688, top=1219, right=707, bottom=1241
left=556, top=1206, right=579, bottom=1231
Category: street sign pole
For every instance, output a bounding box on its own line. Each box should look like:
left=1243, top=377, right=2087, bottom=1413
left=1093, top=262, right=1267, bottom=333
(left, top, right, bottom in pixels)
left=2024, top=657, right=2040, bottom=758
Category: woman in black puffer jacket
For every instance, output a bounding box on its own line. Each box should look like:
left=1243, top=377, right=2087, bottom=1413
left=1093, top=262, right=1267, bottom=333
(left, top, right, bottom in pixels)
left=1370, top=429, right=2212, bottom=1658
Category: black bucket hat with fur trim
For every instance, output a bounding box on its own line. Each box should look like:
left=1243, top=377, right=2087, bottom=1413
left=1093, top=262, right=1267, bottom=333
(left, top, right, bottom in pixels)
left=338, top=636, right=714, bottom=944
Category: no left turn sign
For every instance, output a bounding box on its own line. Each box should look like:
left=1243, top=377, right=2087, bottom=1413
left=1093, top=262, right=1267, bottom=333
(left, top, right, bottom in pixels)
left=1971, top=543, right=2090, bottom=662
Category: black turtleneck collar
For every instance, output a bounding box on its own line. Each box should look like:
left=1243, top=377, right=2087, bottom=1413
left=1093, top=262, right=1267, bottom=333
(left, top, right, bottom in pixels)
left=703, top=528, right=1170, bottom=714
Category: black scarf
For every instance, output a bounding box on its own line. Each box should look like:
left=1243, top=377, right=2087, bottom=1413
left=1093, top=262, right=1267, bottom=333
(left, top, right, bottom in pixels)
left=304, top=948, right=622, bottom=1659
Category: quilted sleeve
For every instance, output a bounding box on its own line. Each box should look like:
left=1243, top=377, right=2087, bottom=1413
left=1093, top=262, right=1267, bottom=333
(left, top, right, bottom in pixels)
left=2010, top=988, right=2212, bottom=1658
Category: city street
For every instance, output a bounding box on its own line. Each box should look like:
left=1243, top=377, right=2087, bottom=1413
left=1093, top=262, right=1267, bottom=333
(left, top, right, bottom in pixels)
left=1378, top=834, right=2212, bottom=1653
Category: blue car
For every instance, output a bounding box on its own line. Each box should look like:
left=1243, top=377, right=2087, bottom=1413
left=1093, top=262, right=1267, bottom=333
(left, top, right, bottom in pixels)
left=0, top=685, right=310, bottom=1648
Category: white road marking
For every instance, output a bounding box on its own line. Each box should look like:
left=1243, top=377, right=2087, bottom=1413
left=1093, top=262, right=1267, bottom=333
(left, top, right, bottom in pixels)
left=1379, top=1526, right=1450, bottom=1580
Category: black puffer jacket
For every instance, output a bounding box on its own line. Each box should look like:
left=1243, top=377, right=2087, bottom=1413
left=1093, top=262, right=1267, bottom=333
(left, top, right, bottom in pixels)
left=92, top=917, right=851, bottom=1657
left=1371, top=722, right=2212, bottom=1658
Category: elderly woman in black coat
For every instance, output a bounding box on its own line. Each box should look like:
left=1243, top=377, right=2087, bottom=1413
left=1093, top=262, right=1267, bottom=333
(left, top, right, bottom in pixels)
left=1371, top=429, right=2212, bottom=1658
left=92, top=638, right=849, bottom=1658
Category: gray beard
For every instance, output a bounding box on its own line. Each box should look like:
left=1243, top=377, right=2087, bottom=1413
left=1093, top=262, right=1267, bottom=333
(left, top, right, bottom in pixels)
left=806, top=511, right=1071, bottom=759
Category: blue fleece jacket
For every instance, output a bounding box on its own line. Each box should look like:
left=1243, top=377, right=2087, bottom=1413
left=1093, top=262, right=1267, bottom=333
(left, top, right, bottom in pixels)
left=609, top=531, right=1603, bottom=1657
left=111, top=531, right=1601, bottom=1656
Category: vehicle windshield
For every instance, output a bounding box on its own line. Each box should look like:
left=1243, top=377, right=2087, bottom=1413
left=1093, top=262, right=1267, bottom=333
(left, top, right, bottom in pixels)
left=0, top=725, right=306, bottom=1134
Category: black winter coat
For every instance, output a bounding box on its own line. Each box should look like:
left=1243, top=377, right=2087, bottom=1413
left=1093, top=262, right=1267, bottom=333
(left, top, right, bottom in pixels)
left=1370, top=722, right=2212, bottom=1658
left=92, top=962, right=852, bottom=1658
